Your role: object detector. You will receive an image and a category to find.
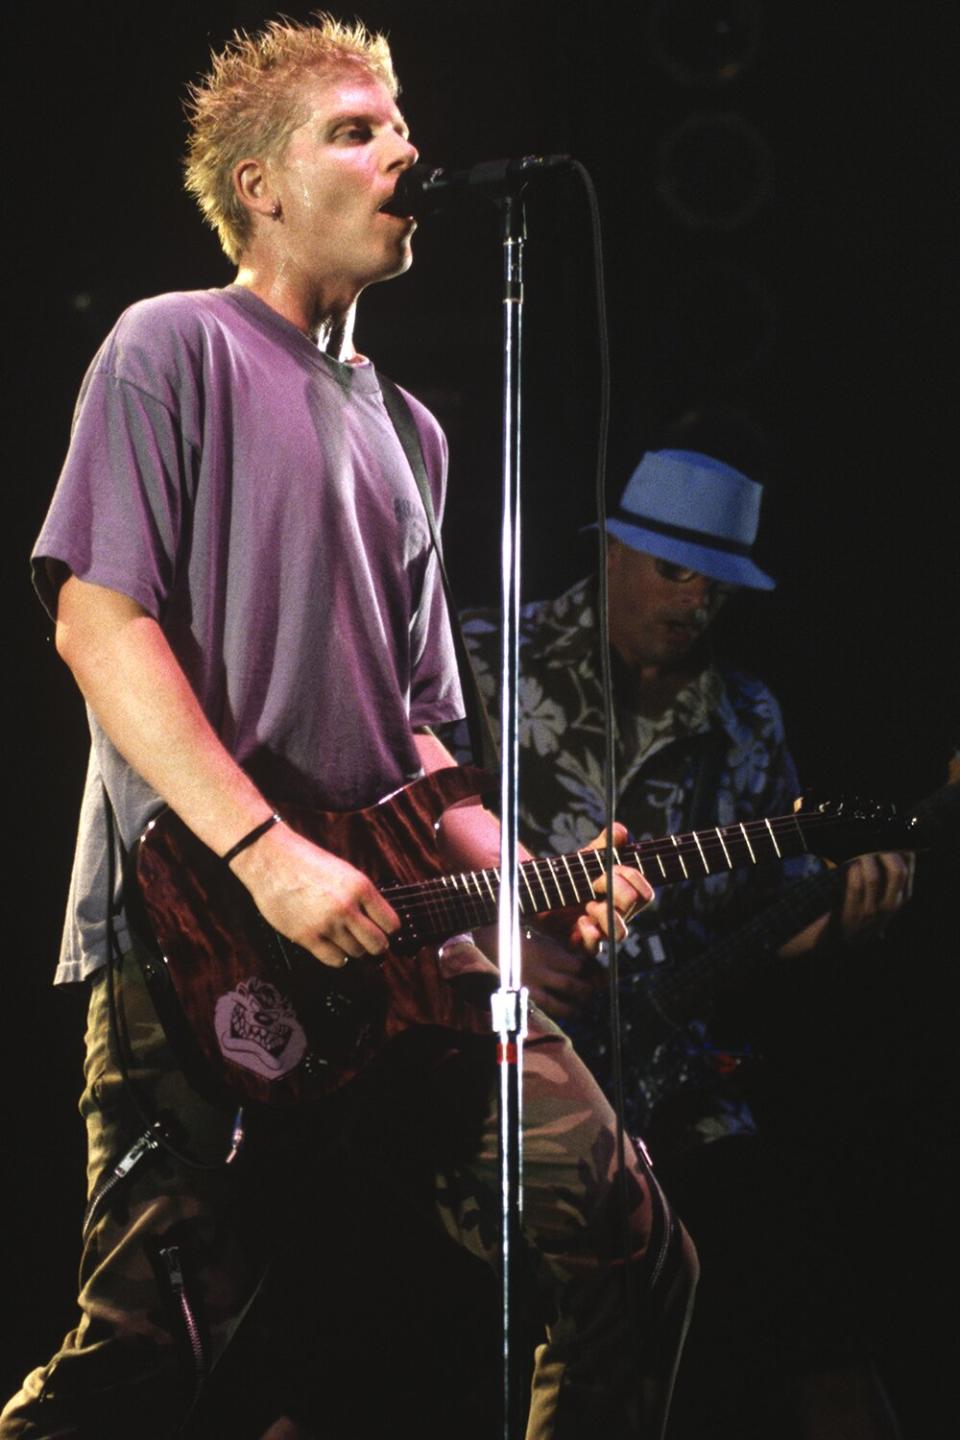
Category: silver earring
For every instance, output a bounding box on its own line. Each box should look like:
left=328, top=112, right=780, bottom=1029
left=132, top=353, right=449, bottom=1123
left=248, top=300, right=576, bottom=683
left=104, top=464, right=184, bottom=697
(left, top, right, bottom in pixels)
left=270, top=201, right=282, bottom=220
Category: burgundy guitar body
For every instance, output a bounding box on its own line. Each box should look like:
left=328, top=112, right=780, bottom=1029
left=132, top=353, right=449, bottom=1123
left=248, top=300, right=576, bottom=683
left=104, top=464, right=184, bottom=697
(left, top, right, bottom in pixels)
left=132, top=766, right=493, bottom=1110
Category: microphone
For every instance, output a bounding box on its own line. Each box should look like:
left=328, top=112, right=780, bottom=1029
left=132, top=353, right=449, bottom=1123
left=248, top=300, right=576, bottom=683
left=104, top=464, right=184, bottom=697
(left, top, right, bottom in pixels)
left=381, top=155, right=574, bottom=219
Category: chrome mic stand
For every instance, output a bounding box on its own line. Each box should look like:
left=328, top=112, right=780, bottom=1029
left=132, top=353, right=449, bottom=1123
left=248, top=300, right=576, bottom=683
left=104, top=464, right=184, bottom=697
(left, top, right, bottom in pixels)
left=490, top=182, right=529, bottom=1440
left=391, top=154, right=575, bottom=1438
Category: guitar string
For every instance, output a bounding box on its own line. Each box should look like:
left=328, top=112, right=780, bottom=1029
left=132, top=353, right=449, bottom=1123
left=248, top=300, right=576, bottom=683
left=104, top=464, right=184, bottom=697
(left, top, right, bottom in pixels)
left=379, top=811, right=850, bottom=932
left=380, top=811, right=837, bottom=903
left=380, top=812, right=837, bottom=911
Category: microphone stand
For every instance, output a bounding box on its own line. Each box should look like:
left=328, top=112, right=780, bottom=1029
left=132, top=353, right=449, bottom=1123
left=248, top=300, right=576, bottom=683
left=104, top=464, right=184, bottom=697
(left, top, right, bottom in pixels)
left=490, top=183, right=529, bottom=1440
left=393, top=152, right=600, bottom=1436
left=395, top=155, right=575, bottom=1436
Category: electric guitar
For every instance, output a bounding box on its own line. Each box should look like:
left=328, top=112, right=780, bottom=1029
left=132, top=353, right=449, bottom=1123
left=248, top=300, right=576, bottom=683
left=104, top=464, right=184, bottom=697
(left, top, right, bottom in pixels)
left=130, top=765, right=913, bottom=1110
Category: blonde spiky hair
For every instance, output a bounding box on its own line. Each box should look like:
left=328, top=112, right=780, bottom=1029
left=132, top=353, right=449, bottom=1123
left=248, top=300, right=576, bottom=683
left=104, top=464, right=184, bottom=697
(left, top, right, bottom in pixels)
left=184, top=12, right=397, bottom=263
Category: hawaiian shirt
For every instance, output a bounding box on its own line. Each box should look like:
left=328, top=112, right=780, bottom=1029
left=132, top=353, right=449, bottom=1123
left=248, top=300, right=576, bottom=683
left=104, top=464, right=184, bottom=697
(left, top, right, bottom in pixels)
left=449, top=576, right=820, bottom=1160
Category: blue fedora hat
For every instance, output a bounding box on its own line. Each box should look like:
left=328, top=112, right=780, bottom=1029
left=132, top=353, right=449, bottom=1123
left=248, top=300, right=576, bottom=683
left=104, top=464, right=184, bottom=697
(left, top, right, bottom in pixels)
left=606, top=449, right=775, bottom=591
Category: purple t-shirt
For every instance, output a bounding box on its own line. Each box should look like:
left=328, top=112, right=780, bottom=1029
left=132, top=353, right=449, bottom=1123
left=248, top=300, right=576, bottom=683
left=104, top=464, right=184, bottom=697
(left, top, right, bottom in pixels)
left=34, top=286, right=464, bottom=982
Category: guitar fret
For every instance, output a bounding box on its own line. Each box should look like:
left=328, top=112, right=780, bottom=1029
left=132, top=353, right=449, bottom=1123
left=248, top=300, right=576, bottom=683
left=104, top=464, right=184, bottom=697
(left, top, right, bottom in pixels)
left=738, top=822, right=757, bottom=864
left=421, top=878, right=455, bottom=935
left=692, top=831, right=710, bottom=875
left=764, top=818, right=782, bottom=859
left=620, top=847, right=648, bottom=880
left=440, top=872, right=465, bottom=918
left=655, top=852, right=668, bottom=879
left=518, top=863, right=538, bottom=914
left=576, top=851, right=595, bottom=896
left=715, top=826, right=732, bottom=868
left=479, top=867, right=498, bottom=912
left=669, top=834, right=689, bottom=880
left=531, top=861, right=553, bottom=910
left=468, top=870, right=493, bottom=925
left=441, top=873, right=464, bottom=911
left=435, top=874, right=456, bottom=932
left=558, top=852, right=580, bottom=904
left=545, top=857, right=566, bottom=907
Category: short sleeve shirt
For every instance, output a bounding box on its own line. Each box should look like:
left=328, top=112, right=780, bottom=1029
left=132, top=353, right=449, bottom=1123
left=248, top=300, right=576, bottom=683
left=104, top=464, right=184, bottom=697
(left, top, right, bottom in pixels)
left=33, top=286, right=464, bottom=981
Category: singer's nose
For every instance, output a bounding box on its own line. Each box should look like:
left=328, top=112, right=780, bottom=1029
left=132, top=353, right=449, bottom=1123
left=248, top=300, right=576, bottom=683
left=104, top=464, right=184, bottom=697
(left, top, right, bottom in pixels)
left=390, top=132, right=419, bottom=171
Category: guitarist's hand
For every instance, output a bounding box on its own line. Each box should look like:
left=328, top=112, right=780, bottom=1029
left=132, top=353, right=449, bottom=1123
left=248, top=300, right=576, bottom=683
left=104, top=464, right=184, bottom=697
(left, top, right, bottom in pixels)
left=780, top=850, right=914, bottom=957
left=837, top=849, right=915, bottom=942
left=229, top=823, right=400, bottom=967
left=517, top=825, right=655, bottom=1021
left=572, top=823, right=655, bottom=953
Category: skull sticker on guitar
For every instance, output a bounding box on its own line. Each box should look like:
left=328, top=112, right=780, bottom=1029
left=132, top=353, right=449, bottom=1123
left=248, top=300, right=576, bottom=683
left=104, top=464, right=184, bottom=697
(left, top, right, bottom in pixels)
left=214, top=977, right=307, bottom=1079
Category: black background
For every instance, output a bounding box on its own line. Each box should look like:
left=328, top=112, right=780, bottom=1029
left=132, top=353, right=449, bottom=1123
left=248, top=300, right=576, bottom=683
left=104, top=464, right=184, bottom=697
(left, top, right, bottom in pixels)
left=4, top=3, right=958, bottom=1433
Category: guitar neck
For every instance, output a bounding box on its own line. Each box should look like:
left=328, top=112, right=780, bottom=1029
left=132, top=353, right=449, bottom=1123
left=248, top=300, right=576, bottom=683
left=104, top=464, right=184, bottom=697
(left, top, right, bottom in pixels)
left=646, top=864, right=848, bottom=1025
left=385, top=809, right=832, bottom=948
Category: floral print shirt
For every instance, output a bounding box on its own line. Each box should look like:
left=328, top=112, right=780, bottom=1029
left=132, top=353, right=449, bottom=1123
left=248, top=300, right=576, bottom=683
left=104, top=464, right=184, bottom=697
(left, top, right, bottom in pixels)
left=450, top=576, right=820, bottom=1159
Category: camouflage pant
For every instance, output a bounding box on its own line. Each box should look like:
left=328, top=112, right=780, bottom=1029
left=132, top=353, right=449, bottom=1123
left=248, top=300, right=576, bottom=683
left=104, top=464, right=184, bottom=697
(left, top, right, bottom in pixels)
left=1, top=953, right=696, bottom=1439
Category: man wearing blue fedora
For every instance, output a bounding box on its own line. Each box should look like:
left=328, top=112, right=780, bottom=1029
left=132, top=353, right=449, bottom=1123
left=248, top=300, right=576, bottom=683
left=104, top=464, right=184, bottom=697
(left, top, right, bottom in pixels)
left=454, top=447, right=910, bottom=1438
left=457, top=447, right=908, bottom=1048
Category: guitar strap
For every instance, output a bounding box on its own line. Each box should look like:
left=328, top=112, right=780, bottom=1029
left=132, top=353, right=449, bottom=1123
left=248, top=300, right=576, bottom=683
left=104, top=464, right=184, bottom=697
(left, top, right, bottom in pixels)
left=379, top=373, right=500, bottom=779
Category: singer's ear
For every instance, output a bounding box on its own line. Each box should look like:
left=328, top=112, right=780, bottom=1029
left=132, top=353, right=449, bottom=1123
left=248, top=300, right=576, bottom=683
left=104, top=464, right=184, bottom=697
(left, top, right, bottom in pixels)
left=234, top=158, right=275, bottom=218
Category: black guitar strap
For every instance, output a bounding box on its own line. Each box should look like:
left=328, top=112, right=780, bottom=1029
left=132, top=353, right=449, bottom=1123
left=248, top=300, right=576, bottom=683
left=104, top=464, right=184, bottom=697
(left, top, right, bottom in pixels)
left=379, top=373, right=500, bottom=779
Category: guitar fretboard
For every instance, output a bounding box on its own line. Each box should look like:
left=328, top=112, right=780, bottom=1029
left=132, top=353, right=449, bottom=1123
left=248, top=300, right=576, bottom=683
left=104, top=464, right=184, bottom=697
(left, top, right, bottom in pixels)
left=385, top=809, right=830, bottom=946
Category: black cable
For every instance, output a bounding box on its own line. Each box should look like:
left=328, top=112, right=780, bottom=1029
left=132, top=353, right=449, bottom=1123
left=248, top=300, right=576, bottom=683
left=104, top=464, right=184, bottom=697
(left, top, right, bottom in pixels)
left=570, top=161, right=637, bottom=1327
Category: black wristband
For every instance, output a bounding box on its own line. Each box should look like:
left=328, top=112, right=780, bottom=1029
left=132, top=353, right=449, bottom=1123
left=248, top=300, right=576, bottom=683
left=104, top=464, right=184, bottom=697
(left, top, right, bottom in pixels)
left=222, top=812, right=281, bottom=866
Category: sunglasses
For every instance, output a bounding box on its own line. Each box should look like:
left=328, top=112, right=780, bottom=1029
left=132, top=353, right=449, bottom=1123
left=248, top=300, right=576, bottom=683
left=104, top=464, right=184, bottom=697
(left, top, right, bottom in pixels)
left=653, top=558, right=739, bottom=597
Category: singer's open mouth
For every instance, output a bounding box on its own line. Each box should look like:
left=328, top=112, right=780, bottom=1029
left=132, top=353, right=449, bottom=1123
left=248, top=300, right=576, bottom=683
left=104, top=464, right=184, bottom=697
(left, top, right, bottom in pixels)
left=378, top=200, right=414, bottom=224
